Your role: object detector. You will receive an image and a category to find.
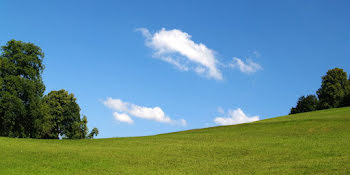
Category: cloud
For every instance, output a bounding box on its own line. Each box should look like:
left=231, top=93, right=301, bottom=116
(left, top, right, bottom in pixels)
left=128, top=105, right=171, bottom=123
left=113, top=112, right=133, bottom=124
left=229, top=57, right=262, bottom=74
left=104, top=98, right=128, bottom=111
left=137, top=28, right=222, bottom=80
left=103, top=97, right=186, bottom=126
left=161, top=56, right=189, bottom=71
left=214, top=108, right=259, bottom=126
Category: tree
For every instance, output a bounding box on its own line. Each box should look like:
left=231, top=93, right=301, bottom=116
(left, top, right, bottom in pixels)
left=0, top=40, right=98, bottom=139
left=341, top=75, right=350, bottom=107
left=290, top=95, right=319, bottom=114
left=41, top=90, right=98, bottom=139
left=343, top=94, right=350, bottom=107
left=0, top=40, right=45, bottom=138
left=317, top=68, right=350, bottom=109
left=42, top=90, right=82, bottom=139
left=80, top=115, right=89, bottom=139
left=35, top=102, right=57, bottom=139
left=87, top=128, right=99, bottom=139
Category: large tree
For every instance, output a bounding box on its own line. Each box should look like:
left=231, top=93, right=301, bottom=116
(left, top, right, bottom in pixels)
left=317, top=68, right=350, bottom=109
left=341, top=75, right=350, bottom=107
left=0, top=40, right=98, bottom=139
left=290, top=95, right=319, bottom=114
left=0, top=40, right=45, bottom=138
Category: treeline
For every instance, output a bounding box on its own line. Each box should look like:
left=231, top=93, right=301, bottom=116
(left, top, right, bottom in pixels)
left=0, top=40, right=98, bottom=139
left=290, top=68, right=350, bottom=114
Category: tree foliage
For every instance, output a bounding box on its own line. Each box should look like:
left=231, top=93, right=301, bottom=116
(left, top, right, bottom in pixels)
left=88, top=127, right=99, bottom=139
left=317, top=68, right=350, bottom=109
left=290, top=68, right=350, bottom=115
left=342, top=75, right=350, bottom=107
left=290, top=95, right=318, bottom=114
left=40, top=90, right=84, bottom=139
left=0, top=40, right=98, bottom=139
left=0, top=40, right=45, bottom=138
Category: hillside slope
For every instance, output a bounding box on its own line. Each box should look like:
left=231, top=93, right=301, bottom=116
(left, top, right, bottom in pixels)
left=1, top=107, right=349, bottom=174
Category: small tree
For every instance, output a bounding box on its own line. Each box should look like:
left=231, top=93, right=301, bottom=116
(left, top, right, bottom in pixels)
left=317, top=68, right=350, bottom=109
left=87, top=128, right=99, bottom=139
left=80, top=115, right=89, bottom=139
left=42, top=90, right=82, bottom=139
left=290, top=95, right=318, bottom=114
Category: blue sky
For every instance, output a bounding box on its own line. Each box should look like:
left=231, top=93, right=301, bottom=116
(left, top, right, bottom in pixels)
left=1, top=0, right=349, bottom=138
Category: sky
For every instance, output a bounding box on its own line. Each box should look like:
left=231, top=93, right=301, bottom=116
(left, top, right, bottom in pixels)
left=1, top=0, right=349, bottom=138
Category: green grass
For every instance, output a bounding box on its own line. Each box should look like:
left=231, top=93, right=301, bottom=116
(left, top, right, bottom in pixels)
left=1, top=107, right=350, bottom=175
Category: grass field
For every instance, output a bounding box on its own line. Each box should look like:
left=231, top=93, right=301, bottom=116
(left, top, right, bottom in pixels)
left=1, top=107, right=349, bottom=175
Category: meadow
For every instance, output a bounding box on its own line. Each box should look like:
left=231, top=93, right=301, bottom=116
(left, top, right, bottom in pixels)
left=1, top=107, right=349, bottom=174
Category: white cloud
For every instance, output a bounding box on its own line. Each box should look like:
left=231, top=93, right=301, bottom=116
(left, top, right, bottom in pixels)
left=138, top=28, right=222, bottom=80
left=161, top=56, right=189, bottom=71
left=113, top=112, right=133, bottom=124
left=103, top=97, right=186, bottom=126
left=128, top=105, right=171, bottom=123
left=214, top=108, right=259, bottom=126
left=229, top=57, right=262, bottom=74
left=103, top=98, right=128, bottom=111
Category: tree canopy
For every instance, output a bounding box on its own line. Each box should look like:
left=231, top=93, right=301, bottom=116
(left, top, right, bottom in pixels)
left=0, top=40, right=98, bottom=139
left=0, top=40, right=45, bottom=138
left=317, top=68, right=350, bottom=109
left=290, top=68, right=350, bottom=115
left=290, top=95, right=318, bottom=114
left=41, top=90, right=81, bottom=139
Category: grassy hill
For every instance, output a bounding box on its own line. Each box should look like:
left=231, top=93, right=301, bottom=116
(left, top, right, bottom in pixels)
left=1, top=107, right=349, bottom=175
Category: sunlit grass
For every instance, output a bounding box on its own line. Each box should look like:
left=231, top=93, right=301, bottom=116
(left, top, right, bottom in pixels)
left=1, top=107, right=349, bottom=174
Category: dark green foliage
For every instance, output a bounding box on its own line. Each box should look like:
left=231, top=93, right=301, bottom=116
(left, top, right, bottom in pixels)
left=343, top=76, right=350, bottom=107
left=290, top=68, right=350, bottom=115
left=317, top=68, right=350, bottom=109
left=0, top=40, right=45, bottom=138
left=290, top=95, right=318, bottom=114
left=87, top=128, right=99, bottom=139
left=41, top=90, right=92, bottom=139
left=342, top=94, right=350, bottom=107
left=0, top=40, right=98, bottom=139
left=80, top=116, right=89, bottom=139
